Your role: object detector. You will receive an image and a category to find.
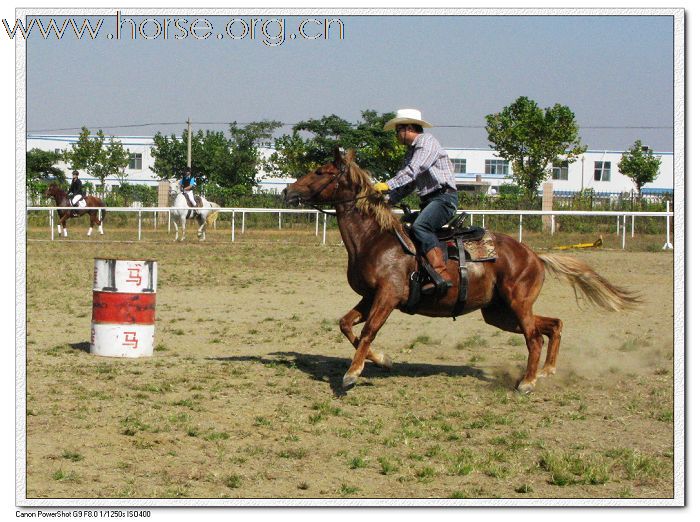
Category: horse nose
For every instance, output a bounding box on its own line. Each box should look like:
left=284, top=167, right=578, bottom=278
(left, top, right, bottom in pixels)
left=281, top=188, right=287, bottom=199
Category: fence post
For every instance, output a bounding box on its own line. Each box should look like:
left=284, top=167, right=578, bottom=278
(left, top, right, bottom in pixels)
left=622, top=215, right=626, bottom=249
left=663, top=201, right=673, bottom=250
left=315, top=211, right=319, bottom=236
left=231, top=211, right=235, bottom=242
left=153, top=210, right=157, bottom=230
left=323, top=213, right=327, bottom=245
left=551, top=214, right=555, bottom=235
left=631, top=215, right=635, bottom=238
left=519, top=214, right=523, bottom=242
left=616, top=215, right=619, bottom=235
left=50, top=209, right=54, bottom=241
left=279, top=211, right=282, bottom=230
left=242, top=211, right=246, bottom=234
left=138, top=209, right=142, bottom=240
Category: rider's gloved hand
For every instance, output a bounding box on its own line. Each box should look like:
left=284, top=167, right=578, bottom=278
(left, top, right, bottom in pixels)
left=373, top=182, right=390, bottom=193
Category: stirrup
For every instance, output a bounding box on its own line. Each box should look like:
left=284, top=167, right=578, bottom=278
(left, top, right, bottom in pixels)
left=421, top=278, right=453, bottom=297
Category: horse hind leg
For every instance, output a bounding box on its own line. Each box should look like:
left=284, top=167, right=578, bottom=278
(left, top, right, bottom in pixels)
left=534, top=316, right=563, bottom=378
left=339, top=297, right=392, bottom=371
left=481, top=300, right=544, bottom=394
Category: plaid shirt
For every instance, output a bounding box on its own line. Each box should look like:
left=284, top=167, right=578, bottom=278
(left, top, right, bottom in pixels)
left=386, top=132, right=456, bottom=198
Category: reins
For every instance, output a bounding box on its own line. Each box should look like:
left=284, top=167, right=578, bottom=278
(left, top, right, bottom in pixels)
left=300, top=162, right=377, bottom=215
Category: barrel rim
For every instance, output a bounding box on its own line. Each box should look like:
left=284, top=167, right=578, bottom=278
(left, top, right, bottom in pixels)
left=94, top=257, right=158, bottom=262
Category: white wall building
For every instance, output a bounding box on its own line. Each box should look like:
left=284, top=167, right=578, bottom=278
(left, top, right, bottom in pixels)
left=28, top=134, right=673, bottom=197
left=445, top=147, right=673, bottom=196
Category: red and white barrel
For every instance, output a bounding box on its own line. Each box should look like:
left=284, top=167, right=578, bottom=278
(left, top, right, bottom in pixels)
left=90, top=258, right=157, bottom=358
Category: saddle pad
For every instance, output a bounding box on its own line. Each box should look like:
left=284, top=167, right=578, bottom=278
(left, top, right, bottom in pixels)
left=445, top=230, right=497, bottom=262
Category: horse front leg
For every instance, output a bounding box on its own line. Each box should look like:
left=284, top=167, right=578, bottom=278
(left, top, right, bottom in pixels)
left=87, top=213, right=94, bottom=237
left=343, top=290, right=399, bottom=389
left=59, top=215, right=68, bottom=237
left=197, top=217, right=206, bottom=241
left=339, top=297, right=392, bottom=370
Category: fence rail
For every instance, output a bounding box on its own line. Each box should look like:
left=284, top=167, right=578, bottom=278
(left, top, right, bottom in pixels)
left=26, top=205, right=674, bottom=250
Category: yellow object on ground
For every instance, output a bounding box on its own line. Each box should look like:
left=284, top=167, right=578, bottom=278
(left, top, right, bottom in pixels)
left=553, top=236, right=603, bottom=250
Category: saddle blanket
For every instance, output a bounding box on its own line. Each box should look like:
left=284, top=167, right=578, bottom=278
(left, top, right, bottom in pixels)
left=443, top=230, right=497, bottom=262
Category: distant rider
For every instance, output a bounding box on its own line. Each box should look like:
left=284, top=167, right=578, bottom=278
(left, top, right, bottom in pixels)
left=180, top=167, right=197, bottom=207
left=67, top=170, right=84, bottom=209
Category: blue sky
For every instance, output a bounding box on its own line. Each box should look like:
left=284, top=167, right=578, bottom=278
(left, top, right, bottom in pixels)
left=24, top=12, right=675, bottom=151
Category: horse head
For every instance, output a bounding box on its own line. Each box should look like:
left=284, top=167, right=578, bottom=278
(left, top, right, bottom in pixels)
left=283, top=148, right=364, bottom=206
left=44, top=183, right=66, bottom=202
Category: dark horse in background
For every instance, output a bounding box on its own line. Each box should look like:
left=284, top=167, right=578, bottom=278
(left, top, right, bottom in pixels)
left=45, top=183, right=106, bottom=238
left=283, top=149, right=639, bottom=393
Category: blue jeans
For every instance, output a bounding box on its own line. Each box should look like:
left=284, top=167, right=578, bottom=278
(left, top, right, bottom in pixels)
left=412, top=191, right=458, bottom=253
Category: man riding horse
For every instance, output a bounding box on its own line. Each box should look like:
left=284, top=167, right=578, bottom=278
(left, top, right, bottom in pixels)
left=374, top=109, right=458, bottom=295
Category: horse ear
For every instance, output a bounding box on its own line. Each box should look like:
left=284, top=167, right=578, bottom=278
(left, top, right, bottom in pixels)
left=345, top=149, right=356, bottom=164
left=333, top=147, right=343, bottom=166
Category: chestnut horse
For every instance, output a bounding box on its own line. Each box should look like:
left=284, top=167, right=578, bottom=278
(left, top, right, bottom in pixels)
left=283, top=149, right=639, bottom=393
left=45, top=183, right=106, bottom=238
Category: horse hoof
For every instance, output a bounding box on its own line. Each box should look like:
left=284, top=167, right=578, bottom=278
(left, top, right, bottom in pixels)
left=537, top=366, right=556, bottom=378
left=517, top=380, right=536, bottom=394
left=342, top=373, right=358, bottom=389
left=376, top=352, right=392, bottom=370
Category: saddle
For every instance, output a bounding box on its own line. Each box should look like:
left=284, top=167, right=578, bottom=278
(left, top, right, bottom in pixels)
left=397, top=207, right=497, bottom=317
left=183, top=193, right=203, bottom=219
left=184, top=194, right=203, bottom=208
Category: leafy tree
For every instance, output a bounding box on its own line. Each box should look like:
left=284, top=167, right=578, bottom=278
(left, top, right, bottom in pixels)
left=618, top=140, right=662, bottom=196
left=268, top=110, right=404, bottom=180
left=64, top=127, right=130, bottom=195
left=150, top=120, right=281, bottom=194
left=485, top=96, right=587, bottom=199
left=27, top=148, right=65, bottom=199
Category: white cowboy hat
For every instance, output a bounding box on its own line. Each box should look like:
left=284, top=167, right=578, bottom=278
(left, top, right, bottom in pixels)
left=383, top=108, right=433, bottom=131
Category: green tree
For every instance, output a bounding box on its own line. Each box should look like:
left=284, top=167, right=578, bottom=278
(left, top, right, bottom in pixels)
left=150, top=121, right=281, bottom=193
left=485, top=96, right=587, bottom=199
left=27, top=148, right=65, bottom=198
left=618, top=140, right=662, bottom=196
left=268, top=110, right=403, bottom=180
left=64, top=127, right=130, bottom=195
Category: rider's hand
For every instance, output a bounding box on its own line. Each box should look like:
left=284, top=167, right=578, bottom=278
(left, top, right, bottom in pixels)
left=373, top=182, right=390, bottom=193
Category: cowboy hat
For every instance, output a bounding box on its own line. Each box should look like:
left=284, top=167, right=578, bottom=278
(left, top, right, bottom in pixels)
left=383, top=108, right=433, bottom=131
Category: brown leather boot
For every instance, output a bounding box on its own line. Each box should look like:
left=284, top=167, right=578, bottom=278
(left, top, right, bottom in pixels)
left=423, top=246, right=453, bottom=295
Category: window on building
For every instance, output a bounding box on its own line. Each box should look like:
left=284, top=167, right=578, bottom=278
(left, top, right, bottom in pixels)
left=594, top=161, right=611, bottom=182
left=129, top=153, right=143, bottom=170
left=552, top=160, right=569, bottom=181
left=451, top=158, right=466, bottom=174
left=485, top=159, right=509, bottom=175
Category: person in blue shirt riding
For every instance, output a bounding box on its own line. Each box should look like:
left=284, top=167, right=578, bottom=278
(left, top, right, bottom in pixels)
left=180, top=166, right=197, bottom=207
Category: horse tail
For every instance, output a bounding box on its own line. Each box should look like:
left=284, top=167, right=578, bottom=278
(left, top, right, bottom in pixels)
left=205, top=206, right=220, bottom=227
left=538, top=254, right=641, bottom=312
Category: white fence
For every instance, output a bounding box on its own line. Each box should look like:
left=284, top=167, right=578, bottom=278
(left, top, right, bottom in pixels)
left=27, top=204, right=674, bottom=250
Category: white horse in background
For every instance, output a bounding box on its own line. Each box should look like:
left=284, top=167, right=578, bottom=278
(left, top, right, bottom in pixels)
left=170, top=191, right=219, bottom=241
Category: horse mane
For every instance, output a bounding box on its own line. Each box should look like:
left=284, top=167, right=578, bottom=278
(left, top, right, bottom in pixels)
left=346, top=161, right=400, bottom=233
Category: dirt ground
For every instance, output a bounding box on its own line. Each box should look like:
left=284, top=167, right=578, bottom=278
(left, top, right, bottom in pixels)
left=23, top=227, right=676, bottom=502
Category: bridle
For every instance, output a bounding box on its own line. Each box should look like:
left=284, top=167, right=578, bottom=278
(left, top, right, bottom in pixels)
left=300, top=161, right=375, bottom=215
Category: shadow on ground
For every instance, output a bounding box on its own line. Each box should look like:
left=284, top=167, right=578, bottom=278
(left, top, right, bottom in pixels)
left=209, top=351, right=493, bottom=396
left=69, top=342, right=91, bottom=353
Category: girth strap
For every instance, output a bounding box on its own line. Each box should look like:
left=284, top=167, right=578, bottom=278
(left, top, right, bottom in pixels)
left=451, top=236, right=469, bottom=318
